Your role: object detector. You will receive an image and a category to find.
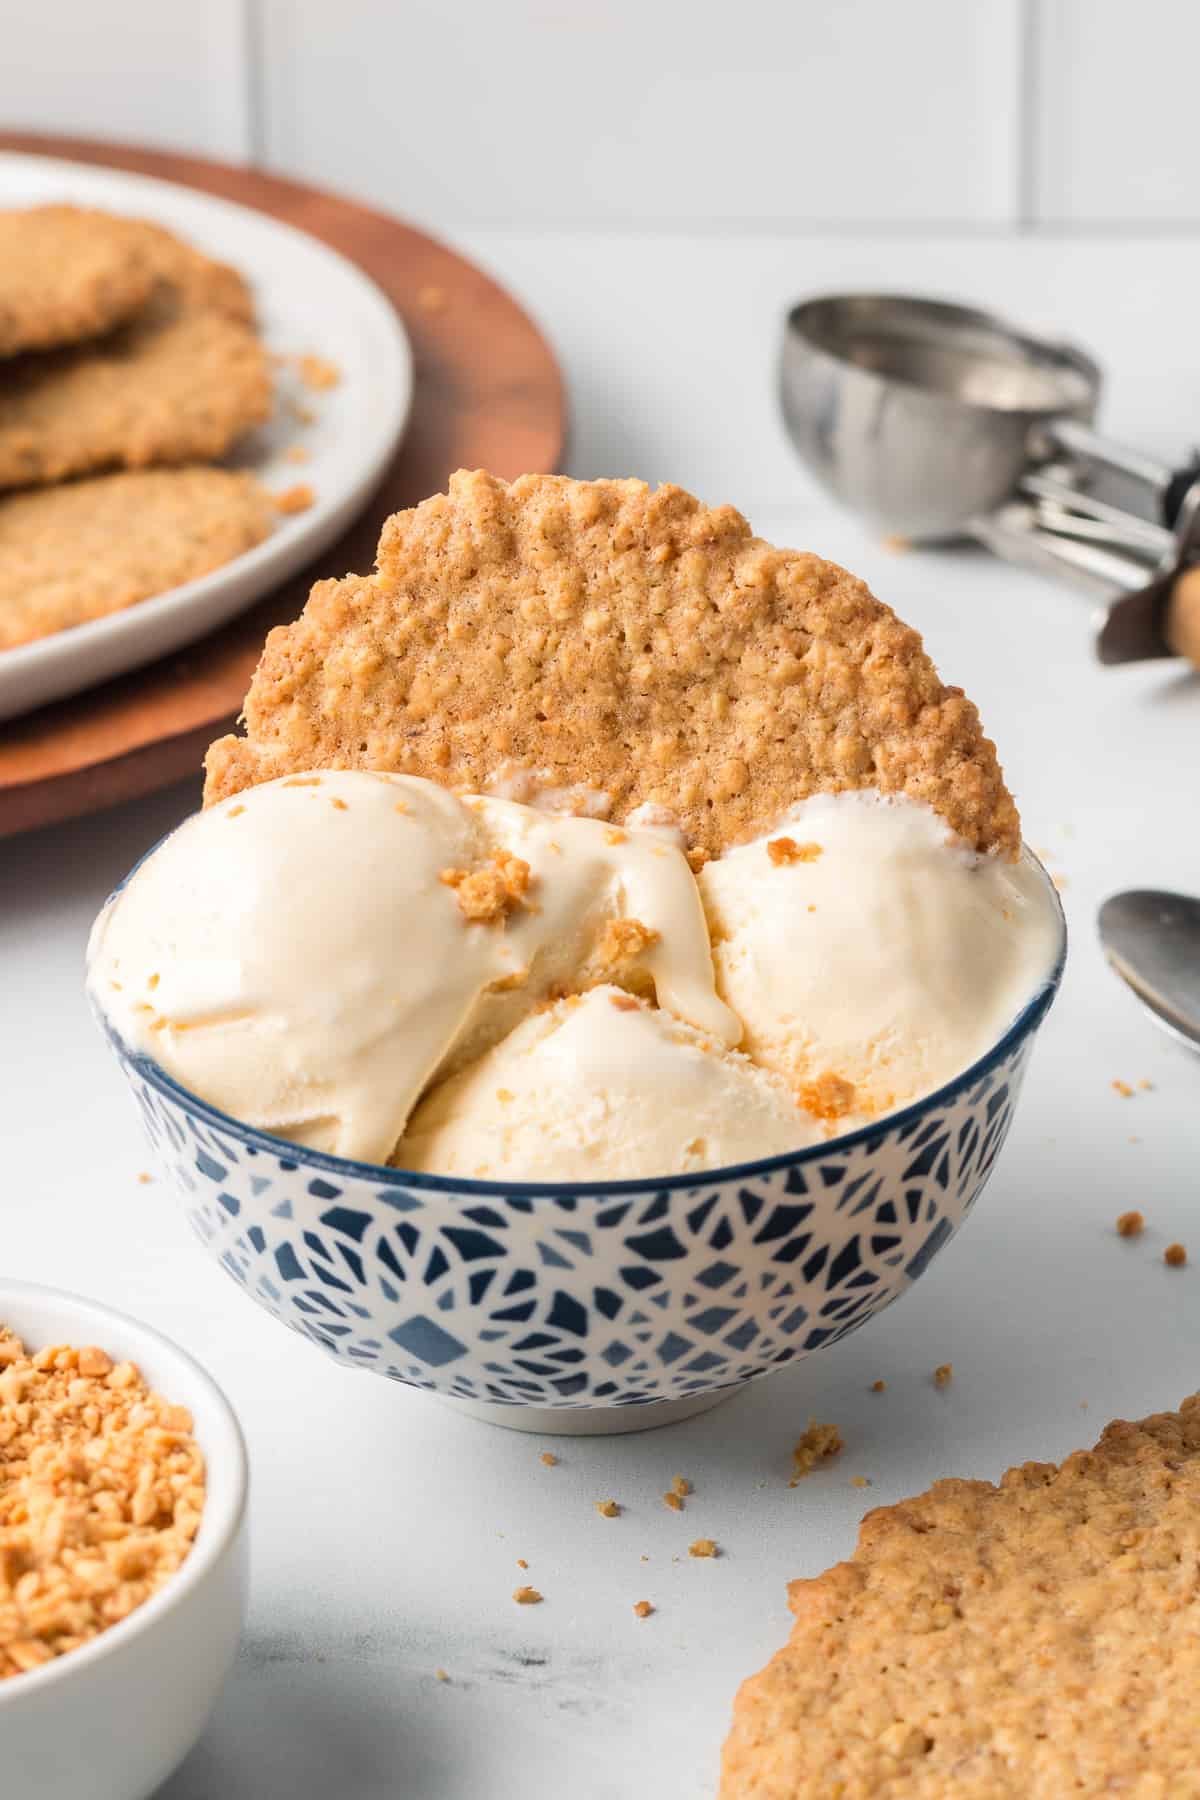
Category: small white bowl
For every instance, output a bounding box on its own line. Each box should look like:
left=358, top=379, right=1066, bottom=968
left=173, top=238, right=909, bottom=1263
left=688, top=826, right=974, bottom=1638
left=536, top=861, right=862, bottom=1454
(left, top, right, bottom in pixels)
left=0, top=1281, right=248, bottom=1800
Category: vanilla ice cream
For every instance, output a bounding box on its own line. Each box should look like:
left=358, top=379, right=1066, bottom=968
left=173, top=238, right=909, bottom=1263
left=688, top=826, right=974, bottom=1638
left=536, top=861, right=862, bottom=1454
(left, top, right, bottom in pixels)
left=393, top=987, right=818, bottom=1181
left=88, top=769, right=737, bottom=1164
left=90, top=769, right=1062, bottom=1180
left=697, top=790, right=1062, bottom=1118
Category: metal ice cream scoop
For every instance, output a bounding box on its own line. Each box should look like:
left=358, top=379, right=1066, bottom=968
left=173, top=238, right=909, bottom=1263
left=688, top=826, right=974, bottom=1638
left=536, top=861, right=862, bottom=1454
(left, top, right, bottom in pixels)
left=1099, top=890, right=1200, bottom=1052
left=780, top=293, right=1200, bottom=667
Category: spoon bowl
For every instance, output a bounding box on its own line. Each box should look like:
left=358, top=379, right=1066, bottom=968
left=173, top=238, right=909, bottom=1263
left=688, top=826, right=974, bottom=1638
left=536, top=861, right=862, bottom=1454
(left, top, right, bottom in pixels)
left=1098, top=889, right=1200, bottom=1052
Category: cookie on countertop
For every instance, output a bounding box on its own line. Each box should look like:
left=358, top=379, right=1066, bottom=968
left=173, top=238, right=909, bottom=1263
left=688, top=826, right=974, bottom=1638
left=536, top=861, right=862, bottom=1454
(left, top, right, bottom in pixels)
left=0, top=205, right=158, bottom=358
left=720, top=1394, right=1200, bottom=1798
left=0, top=467, right=273, bottom=650
left=203, top=470, right=1018, bottom=858
left=0, top=218, right=272, bottom=490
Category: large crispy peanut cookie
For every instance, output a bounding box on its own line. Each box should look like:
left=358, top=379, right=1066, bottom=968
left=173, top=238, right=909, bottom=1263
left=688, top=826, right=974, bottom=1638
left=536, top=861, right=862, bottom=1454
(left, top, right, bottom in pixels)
left=0, top=219, right=271, bottom=489
left=204, top=470, right=1018, bottom=857
left=721, top=1395, right=1200, bottom=1797
left=0, top=467, right=273, bottom=649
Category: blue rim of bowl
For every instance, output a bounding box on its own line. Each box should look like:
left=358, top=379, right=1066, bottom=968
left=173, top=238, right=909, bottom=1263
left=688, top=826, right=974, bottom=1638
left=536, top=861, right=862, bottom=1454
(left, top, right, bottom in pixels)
left=99, top=849, right=1067, bottom=1202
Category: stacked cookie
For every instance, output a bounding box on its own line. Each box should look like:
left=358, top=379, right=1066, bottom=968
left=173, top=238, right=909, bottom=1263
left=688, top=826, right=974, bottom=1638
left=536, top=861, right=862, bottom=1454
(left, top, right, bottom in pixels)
left=0, top=205, right=274, bottom=651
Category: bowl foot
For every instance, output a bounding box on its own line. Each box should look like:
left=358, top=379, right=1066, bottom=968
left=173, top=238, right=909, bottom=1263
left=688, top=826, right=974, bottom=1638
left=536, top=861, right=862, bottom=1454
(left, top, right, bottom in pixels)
left=432, top=1387, right=737, bottom=1437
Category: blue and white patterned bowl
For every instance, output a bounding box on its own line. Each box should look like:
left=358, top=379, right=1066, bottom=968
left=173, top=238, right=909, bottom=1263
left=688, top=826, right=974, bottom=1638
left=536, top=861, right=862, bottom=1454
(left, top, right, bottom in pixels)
left=98, top=865, right=1064, bottom=1435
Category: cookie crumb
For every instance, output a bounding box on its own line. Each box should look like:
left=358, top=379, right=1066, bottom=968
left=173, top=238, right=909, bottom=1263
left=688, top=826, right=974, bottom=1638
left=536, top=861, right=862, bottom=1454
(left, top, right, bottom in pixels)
left=671, top=1474, right=692, bottom=1498
left=440, top=853, right=532, bottom=924
left=850, top=1476, right=871, bottom=1489
left=516, top=1558, right=528, bottom=1569
left=513, top=1585, right=543, bottom=1605
left=1116, top=1210, right=1145, bottom=1238
left=797, top=1073, right=857, bottom=1121
left=789, top=1421, right=844, bottom=1485
left=870, top=1379, right=887, bottom=1393
left=662, top=1490, right=684, bottom=1513
left=633, top=1599, right=654, bottom=1619
left=330, top=796, right=348, bottom=811
left=435, top=1667, right=450, bottom=1682
left=136, top=1171, right=154, bottom=1185
left=1138, top=1078, right=1154, bottom=1091
left=1165, top=1243, right=1187, bottom=1268
left=767, top=837, right=822, bottom=866
left=298, top=353, right=340, bottom=390
left=595, top=1499, right=620, bottom=1519
left=689, top=1538, right=718, bottom=1559
left=597, top=916, right=660, bottom=970
left=540, top=1452, right=558, bottom=1468
left=933, top=1363, right=954, bottom=1388
left=274, top=483, right=315, bottom=516
left=1112, top=1079, right=1134, bottom=1098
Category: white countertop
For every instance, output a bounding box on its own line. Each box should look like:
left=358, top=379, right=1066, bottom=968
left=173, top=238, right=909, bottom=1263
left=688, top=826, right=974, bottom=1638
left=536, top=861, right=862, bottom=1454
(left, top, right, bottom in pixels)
left=6, top=231, right=1200, bottom=1799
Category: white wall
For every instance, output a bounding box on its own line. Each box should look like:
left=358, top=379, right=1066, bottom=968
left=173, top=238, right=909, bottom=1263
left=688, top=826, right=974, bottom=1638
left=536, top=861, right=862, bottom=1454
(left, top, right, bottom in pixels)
left=1, top=0, right=1197, bottom=231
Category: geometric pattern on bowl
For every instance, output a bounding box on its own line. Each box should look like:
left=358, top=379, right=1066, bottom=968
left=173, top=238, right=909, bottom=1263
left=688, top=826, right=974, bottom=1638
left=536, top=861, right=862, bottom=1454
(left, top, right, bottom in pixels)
left=113, top=1019, right=1041, bottom=1413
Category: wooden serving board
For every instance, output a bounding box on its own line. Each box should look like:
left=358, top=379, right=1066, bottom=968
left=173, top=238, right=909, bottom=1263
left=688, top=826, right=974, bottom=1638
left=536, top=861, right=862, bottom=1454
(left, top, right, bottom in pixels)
left=0, top=134, right=566, bottom=839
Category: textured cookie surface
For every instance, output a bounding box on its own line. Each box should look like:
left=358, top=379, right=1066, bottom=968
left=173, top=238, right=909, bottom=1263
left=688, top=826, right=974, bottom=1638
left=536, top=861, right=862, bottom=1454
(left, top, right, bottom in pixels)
left=0, top=219, right=271, bottom=489
left=0, top=468, right=273, bottom=649
left=203, top=470, right=1018, bottom=857
left=720, top=1395, right=1200, bottom=1798
left=0, top=205, right=159, bottom=357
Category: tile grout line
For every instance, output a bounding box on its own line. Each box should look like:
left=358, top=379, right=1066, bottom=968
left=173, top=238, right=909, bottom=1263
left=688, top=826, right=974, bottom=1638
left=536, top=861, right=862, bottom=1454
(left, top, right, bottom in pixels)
left=240, top=0, right=267, bottom=167
left=1016, top=0, right=1041, bottom=233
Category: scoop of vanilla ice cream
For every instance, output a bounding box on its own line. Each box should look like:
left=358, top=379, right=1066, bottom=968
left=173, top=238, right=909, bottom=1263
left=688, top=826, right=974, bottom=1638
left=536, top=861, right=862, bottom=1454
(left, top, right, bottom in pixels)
left=88, top=770, right=736, bottom=1164
left=697, top=790, right=1061, bottom=1119
left=393, top=987, right=818, bottom=1181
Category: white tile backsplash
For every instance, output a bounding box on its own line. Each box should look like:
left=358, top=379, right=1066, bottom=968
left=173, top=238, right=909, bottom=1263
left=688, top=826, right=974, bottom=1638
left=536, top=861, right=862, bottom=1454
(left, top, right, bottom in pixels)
left=0, top=0, right=251, bottom=161
left=1033, top=0, right=1200, bottom=226
left=256, top=0, right=1024, bottom=229
left=3, top=0, right=1198, bottom=232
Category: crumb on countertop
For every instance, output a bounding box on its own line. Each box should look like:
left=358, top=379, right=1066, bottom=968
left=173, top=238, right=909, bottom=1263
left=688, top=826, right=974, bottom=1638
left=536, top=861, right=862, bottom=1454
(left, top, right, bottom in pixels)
left=633, top=1599, right=654, bottom=1619
left=595, top=1499, right=620, bottom=1519
left=1165, top=1243, right=1187, bottom=1268
left=671, top=1474, right=692, bottom=1498
left=850, top=1476, right=871, bottom=1489
left=870, top=1379, right=887, bottom=1393
left=689, top=1538, right=719, bottom=1559
left=662, top=1490, right=684, bottom=1513
left=789, top=1420, right=844, bottom=1486
left=1112, top=1079, right=1135, bottom=1098
left=136, top=1171, right=154, bottom=1185
left=513, top=1585, right=543, bottom=1606
left=516, top=1558, right=528, bottom=1569
left=540, top=1452, right=558, bottom=1467
left=1116, top=1211, right=1145, bottom=1238
left=934, top=1363, right=954, bottom=1388
left=435, top=1667, right=450, bottom=1682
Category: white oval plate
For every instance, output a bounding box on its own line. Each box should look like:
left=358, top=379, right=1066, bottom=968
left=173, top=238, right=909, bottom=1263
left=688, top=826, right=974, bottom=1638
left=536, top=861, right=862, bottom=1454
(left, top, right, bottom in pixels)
left=0, top=153, right=413, bottom=723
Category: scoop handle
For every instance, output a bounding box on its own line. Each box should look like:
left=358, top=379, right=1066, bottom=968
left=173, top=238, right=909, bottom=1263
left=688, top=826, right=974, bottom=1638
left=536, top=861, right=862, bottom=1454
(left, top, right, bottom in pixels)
left=1164, top=566, right=1200, bottom=667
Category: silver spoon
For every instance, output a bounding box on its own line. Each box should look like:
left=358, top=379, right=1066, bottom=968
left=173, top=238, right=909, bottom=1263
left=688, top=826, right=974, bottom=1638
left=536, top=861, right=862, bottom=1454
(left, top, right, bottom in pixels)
left=1098, top=890, right=1200, bottom=1052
